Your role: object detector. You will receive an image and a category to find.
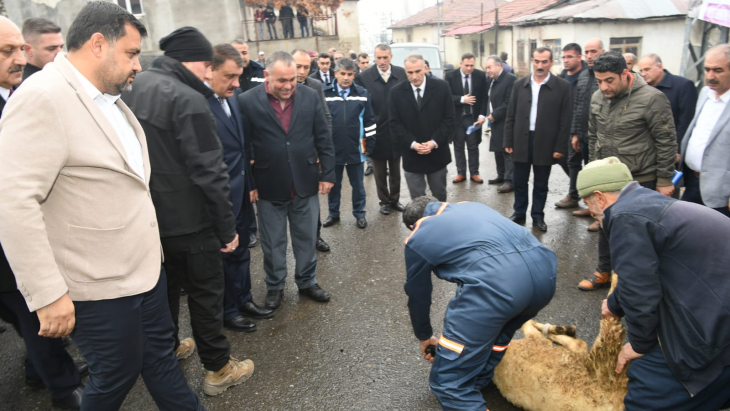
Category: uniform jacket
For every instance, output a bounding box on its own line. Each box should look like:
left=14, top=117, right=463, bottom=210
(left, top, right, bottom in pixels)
left=355, top=64, right=407, bottom=160
left=571, top=67, right=597, bottom=142
left=122, top=56, right=237, bottom=244
left=237, top=60, right=265, bottom=93
left=444, top=68, right=488, bottom=123
left=404, top=201, right=555, bottom=340
left=239, top=82, right=335, bottom=201
left=389, top=77, right=455, bottom=174
left=504, top=74, right=573, bottom=166
left=679, top=86, right=730, bottom=208
left=654, top=69, right=698, bottom=146
left=486, top=69, right=517, bottom=152
left=0, top=54, right=161, bottom=311
left=588, top=73, right=677, bottom=186
left=324, top=81, right=376, bottom=165
left=605, top=182, right=730, bottom=396
left=208, top=94, right=253, bottom=221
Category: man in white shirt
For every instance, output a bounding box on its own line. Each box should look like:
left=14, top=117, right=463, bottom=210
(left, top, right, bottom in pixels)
left=680, top=44, right=730, bottom=218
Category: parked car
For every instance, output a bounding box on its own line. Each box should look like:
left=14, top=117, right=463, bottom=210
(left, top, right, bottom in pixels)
left=390, top=42, right=444, bottom=79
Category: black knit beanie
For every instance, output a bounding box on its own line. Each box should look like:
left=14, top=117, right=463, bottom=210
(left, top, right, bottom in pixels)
left=159, top=27, right=213, bottom=62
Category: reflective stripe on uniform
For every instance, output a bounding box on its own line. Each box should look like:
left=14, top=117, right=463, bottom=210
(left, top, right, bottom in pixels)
left=492, top=343, right=510, bottom=352
left=436, top=202, right=449, bottom=215
left=439, top=335, right=464, bottom=354
left=404, top=216, right=431, bottom=244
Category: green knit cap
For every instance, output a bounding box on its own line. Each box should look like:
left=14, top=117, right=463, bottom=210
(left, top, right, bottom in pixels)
left=576, top=157, right=633, bottom=198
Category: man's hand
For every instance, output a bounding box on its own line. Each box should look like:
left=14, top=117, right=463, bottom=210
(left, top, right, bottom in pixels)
left=319, top=181, right=334, bottom=195
left=415, top=142, right=434, bottom=155
left=487, top=114, right=494, bottom=122
left=505, top=147, right=513, bottom=154
left=36, top=293, right=75, bottom=338
left=474, top=117, right=486, bottom=127
left=420, top=336, right=439, bottom=364
left=250, top=189, right=259, bottom=203
left=572, top=135, right=581, bottom=152
left=250, top=159, right=255, bottom=165
left=221, top=234, right=239, bottom=253
left=602, top=299, right=620, bottom=320
left=656, top=185, right=675, bottom=197
left=463, top=94, right=476, bottom=105
left=553, top=152, right=564, bottom=159
left=676, top=153, right=681, bottom=164
left=616, top=342, right=643, bottom=374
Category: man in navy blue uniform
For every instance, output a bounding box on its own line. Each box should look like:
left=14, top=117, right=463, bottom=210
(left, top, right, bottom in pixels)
left=321, top=58, right=376, bottom=229
left=207, top=44, right=274, bottom=332
left=402, top=197, right=557, bottom=411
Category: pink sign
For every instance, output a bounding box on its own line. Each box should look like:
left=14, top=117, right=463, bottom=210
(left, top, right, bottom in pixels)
left=703, top=3, right=730, bottom=27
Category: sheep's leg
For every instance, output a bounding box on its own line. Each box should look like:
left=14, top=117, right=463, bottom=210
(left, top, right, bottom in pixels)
left=530, top=320, right=577, bottom=338
left=548, top=333, right=589, bottom=353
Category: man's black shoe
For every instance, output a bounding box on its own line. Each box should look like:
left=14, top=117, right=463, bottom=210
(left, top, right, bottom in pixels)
left=316, top=236, right=331, bottom=252
left=51, top=385, right=84, bottom=410
left=509, top=215, right=526, bottom=225
left=391, top=202, right=405, bottom=212
left=487, top=177, right=504, bottom=185
left=533, top=220, right=548, bottom=232
left=248, top=231, right=258, bottom=248
left=240, top=301, right=275, bottom=319
left=224, top=315, right=257, bottom=332
left=322, top=216, right=340, bottom=227
left=298, top=284, right=330, bottom=302
left=364, top=165, right=374, bottom=176
left=264, top=290, right=284, bottom=309
left=379, top=205, right=391, bottom=215
left=356, top=217, right=367, bottom=229
left=27, top=362, right=89, bottom=389
left=497, top=184, right=514, bottom=193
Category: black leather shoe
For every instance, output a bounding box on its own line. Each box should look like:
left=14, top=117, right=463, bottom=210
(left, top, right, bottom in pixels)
left=391, top=202, right=405, bottom=212
left=224, top=315, right=257, bottom=332
left=379, top=205, right=391, bottom=215
left=240, top=301, right=275, bottom=319
left=533, top=220, right=548, bottom=231
left=487, top=176, right=504, bottom=185
left=52, top=385, right=84, bottom=410
left=509, top=215, right=526, bottom=225
left=356, top=217, right=367, bottom=229
left=322, top=216, right=340, bottom=227
left=27, top=361, right=89, bottom=389
left=316, top=236, right=330, bottom=252
left=364, top=166, right=374, bottom=176
left=299, top=284, right=330, bottom=302
left=497, top=184, right=514, bottom=193
left=247, top=231, right=258, bottom=248
left=265, top=290, right=284, bottom=309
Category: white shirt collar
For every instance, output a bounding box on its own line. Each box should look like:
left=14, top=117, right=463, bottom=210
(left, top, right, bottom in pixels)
left=65, top=54, right=121, bottom=105
left=0, top=86, right=9, bottom=102
left=531, top=72, right=551, bottom=86
left=460, top=69, right=471, bottom=79
left=411, top=76, right=426, bottom=93
left=379, top=65, right=391, bottom=76
left=708, top=89, right=730, bottom=103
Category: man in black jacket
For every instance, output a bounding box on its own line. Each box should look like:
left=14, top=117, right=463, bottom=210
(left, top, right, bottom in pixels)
left=122, top=27, right=253, bottom=397
left=445, top=53, right=488, bottom=183
left=279, top=5, right=295, bottom=39
left=311, top=52, right=335, bottom=88
left=483, top=55, right=517, bottom=193
left=355, top=44, right=406, bottom=214
left=264, top=6, right=277, bottom=40
left=389, top=53, right=455, bottom=202
left=231, top=39, right=265, bottom=93
left=504, top=47, right=572, bottom=232
left=576, top=157, right=730, bottom=410
left=20, top=18, right=64, bottom=82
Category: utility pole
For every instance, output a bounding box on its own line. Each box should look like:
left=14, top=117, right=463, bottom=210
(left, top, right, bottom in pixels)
left=437, top=0, right=445, bottom=62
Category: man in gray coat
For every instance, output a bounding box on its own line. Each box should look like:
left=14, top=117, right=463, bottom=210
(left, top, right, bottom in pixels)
left=680, top=44, right=730, bottom=218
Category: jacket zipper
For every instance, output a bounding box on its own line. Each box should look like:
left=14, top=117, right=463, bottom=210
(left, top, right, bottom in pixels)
left=657, top=337, right=694, bottom=397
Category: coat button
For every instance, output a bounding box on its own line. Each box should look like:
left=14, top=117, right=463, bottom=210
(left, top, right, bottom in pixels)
left=241, top=171, right=245, bottom=175
left=151, top=221, right=157, bottom=227
left=286, top=142, right=290, bottom=146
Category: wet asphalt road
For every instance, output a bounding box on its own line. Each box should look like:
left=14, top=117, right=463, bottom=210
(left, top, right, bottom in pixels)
left=0, top=144, right=609, bottom=411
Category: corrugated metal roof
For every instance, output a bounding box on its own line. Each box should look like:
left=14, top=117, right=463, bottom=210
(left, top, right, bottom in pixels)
left=442, top=0, right=566, bottom=34
left=390, top=0, right=513, bottom=29
left=443, top=24, right=493, bottom=35
left=510, top=0, right=690, bottom=24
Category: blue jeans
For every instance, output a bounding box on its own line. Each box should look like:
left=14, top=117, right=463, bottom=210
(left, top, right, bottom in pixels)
left=328, top=163, right=366, bottom=219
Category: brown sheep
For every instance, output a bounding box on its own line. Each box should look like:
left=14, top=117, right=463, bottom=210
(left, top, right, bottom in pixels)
left=493, top=274, right=628, bottom=411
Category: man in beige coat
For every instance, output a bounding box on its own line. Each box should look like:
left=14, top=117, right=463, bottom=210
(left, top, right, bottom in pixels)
left=0, top=2, right=203, bottom=410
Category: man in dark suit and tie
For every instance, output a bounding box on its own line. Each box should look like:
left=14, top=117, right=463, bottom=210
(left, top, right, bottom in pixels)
left=389, top=54, right=455, bottom=202
left=483, top=55, right=517, bottom=193
left=208, top=44, right=275, bottom=332
left=310, top=52, right=335, bottom=88
left=240, top=51, right=335, bottom=310
left=445, top=53, right=488, bottom=183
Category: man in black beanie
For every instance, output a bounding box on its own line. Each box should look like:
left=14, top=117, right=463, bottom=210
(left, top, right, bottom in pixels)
left=122, top=26, right=254, bottom=397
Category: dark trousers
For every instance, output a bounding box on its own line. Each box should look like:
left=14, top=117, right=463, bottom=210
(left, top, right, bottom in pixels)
left=558, top=139, right=589, bottom=199
left=328, top=163, right=366, bottom=219
left=248, top=201, right=258, bottom=235
left=494, top=151, right=513, bottom=184
left=282, top=20, right=294, bottom=38
left=299, top=20, right=309, bottom=37
left=162, top=229, right=230, bottom=372
left=454, top=115, right=480, bottom=176
left=372, top=156, right=401, bottom=206
left=596, top=180, right=656, bottom=273
left=266, top=21, right=277, bottom=39
left=222, top=213, right=253, bottom=322
left=512, top=132, right=551, bottom=221
left=0, top=290, right=80, bottom=400
left=624, top=346, right=730, bottom=411
left=681, top=170, right=730, bottom=218
left=72, top=271, right=204, bottom=411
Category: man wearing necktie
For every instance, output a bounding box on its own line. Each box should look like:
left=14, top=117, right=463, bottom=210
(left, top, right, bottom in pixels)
left=310, top=52, right=334, bottom=87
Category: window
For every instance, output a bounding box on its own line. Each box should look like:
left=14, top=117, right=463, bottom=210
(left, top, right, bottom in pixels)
left=610, top=37, right=641, bottom=56
left=542, top=39, right=562, bottom=63
left=117, top=0, right=144, bottom=15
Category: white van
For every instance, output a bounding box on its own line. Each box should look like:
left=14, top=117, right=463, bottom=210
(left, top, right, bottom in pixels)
left=390, top=43, right=444, bottom=79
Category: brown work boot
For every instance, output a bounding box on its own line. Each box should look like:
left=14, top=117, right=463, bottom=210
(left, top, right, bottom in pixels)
left=587, top=220, right=600, bottom=232
left=555, top=195, right=580, bottom=209
left=578, top=271, right=611, bottom=291
left=175, top=338, right=195, bottom=360
left=573, top=208, right=592, bottom=217
left=203, top=357, right=254, bottom=396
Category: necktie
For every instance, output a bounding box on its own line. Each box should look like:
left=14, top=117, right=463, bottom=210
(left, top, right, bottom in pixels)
left=340, top=89, right=347, bottom=99
left=416, top=87, right=423, bottom=108
left=324, top=73, right=329, bottom=85
left=218, top=97, right=231, bottom=118
left=381, top=71, right=389, bottom=83
left=464, top=75, right=471, bottom=115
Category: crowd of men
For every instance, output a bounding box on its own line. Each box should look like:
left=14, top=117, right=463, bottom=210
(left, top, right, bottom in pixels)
left=0, top=1, right=728, bottom=410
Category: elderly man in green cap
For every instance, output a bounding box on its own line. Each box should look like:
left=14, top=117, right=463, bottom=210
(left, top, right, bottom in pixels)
left=576, top=157, right=730, bottom=410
